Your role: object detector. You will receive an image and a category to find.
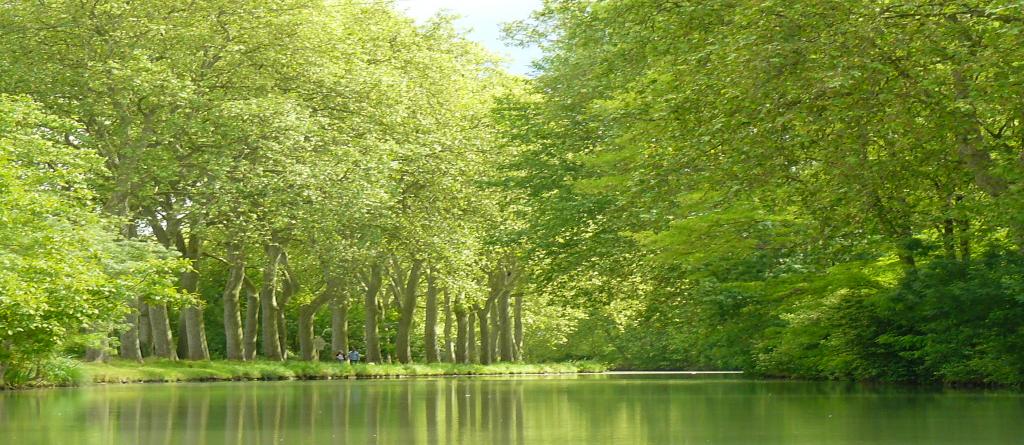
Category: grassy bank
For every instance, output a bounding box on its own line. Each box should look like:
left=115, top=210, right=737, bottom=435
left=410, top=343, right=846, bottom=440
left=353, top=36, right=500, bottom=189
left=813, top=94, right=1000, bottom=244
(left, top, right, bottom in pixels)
left=45, top=360, right=606, bottom=387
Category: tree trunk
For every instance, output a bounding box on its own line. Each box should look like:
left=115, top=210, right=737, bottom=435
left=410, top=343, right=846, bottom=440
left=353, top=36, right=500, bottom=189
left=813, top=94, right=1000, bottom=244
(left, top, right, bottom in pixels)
left=98, top=187, right=132, bottom=364
left=952, top=68, right=1007, bottom=197
left=476, top=305, right=491, bottom=365
left=119, top=297, right=143, bottom=362
left=960, top=220, right=972, bottom=262
left=276, top=300, right=290, bottom=359
left=951, top=66, right=1024, bottom=250
left=176, top=311, right=188, bottom=359
left=179, top=234, right=209, bottom=361
left=942, top=218, right=957, bottom=260
left=148, top=303, right=176, bottom=360
left=363, top=264, right=384, bottom=363
left=181, top=307, right=208, bottom=360
left=85, top=335, right=109, bottom=362
left=242, top=279, right=260, bottom=361
left=222, top=243, right=246, bottom=360
left=424, top=270, right=440, bottom=363
left=276, top=251, right=297, bottom=359
left=297, top=314, right=317, bottom=362
left=260, top=243, right=284, bottom=361
left=443, top=288, right=455, bottom=362
left=489, top=302, right=500, bottom=361
left=395, top=259, right=423, bottom=364
left=299, top=287, right=336, bottom=361
left=331, top=293, right=349, bottom=357
left=467, top=308, right=477, bottom=364
left=513, top=292, right=523, bottom=362
left=454, top=297, right=468, bottom=364
left=869, top=193, right=918, bottom=275
left=381, top=284, right=393, bottom=363
left=478, top=267, right=508, bottom=364
left=143, top=212, right=178, bottom=360
left=148, top=202, right=210, bottom=361
left=498, top=289, right=513, bottom=362
left=138, top=301, right=152, bottom=357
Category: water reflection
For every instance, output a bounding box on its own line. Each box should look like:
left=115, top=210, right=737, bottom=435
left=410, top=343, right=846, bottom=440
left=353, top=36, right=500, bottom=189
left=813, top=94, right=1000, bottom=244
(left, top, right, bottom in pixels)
left=1, top=376, right=1023, bottom=444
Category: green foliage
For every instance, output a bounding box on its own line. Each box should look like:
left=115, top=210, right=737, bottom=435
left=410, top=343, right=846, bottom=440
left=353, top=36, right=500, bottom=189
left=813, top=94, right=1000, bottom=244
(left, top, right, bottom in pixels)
left=504, top=0, right=1024, bottom=385
left=751, top=253, right=1024, bottom=385
left=3, top=0, right=1022, bottom=388
left=34, top=357, right=88, bottom=387
left=0, top=96, right=181, bottom=387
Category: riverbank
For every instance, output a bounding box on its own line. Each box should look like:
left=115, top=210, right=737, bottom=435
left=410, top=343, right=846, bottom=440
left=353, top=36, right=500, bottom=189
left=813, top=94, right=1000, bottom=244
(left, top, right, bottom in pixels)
left=29, top=360, right=606, bottom=388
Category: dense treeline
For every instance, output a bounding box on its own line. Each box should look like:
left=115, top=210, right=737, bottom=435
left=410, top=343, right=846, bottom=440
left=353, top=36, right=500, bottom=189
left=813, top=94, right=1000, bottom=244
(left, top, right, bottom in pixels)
left=0, top=0, right=533, bottom=387
left=501, top=0, right=1024, bottom=385
left=3, top=0, right=1024, bottom=388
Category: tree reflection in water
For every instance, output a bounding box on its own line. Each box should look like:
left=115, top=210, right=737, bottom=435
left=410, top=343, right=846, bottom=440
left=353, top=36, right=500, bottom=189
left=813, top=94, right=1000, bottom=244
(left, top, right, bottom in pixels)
left=2, top=377, right=1024, bottom=444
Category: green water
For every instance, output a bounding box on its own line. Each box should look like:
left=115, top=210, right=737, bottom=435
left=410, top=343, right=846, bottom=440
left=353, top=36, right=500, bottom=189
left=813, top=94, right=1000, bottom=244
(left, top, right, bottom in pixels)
left=1, top=375, right=1021, bottom=444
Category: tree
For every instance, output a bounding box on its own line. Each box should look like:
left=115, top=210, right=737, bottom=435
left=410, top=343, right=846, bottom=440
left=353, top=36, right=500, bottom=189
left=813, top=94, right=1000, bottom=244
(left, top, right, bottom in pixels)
left=0, top=96, right=182, bottom=386
left=501, top=0, right=1024, bottom=383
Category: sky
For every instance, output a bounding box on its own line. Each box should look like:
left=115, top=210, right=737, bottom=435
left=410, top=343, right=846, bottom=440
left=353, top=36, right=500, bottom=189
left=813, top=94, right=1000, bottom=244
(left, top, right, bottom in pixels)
left=395, top=0, right=544, bottom=76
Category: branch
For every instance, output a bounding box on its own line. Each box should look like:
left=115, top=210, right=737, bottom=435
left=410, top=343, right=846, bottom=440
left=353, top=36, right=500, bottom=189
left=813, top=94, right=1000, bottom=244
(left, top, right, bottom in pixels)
left=203, top=252, right=259, bottom=292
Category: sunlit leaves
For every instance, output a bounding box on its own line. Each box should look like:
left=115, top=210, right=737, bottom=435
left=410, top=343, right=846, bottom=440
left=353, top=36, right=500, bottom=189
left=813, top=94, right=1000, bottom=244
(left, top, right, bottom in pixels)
left=0, top=97, right=182, bottom=377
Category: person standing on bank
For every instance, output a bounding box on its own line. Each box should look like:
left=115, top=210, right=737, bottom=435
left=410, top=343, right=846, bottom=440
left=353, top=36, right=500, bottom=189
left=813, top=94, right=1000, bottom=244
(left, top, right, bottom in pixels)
left=347, top=349, right=360, bottom=364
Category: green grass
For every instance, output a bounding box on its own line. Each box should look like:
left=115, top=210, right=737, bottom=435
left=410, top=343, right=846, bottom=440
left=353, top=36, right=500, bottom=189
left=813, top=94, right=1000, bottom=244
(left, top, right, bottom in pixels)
left=74, top=359, right=607, bottom=386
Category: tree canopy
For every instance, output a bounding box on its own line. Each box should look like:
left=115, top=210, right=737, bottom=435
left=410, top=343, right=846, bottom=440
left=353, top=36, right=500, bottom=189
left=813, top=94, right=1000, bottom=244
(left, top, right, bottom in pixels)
left=500, top=0, right=1024, bottom=384
left=2, top=0, right=1024, bottom=387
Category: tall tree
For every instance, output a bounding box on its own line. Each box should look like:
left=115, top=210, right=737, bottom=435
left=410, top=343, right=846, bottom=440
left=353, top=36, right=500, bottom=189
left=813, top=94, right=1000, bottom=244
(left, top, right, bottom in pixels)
left=424, top=268, right=441, bottom=363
